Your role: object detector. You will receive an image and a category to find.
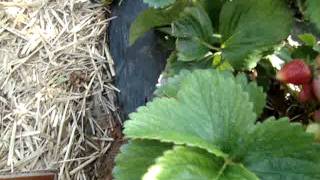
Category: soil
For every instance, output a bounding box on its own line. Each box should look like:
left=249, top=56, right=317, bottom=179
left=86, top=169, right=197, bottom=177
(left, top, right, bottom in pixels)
left=97, top=118, right=125, bottom=180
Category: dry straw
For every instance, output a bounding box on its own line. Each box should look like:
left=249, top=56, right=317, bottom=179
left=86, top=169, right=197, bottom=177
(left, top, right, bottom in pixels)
left=0, top=0, right=120, bottom=179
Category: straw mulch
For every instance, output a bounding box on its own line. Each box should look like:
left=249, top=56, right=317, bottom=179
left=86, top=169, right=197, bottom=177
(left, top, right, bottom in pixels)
left=0, top=0, right=121, bottom=179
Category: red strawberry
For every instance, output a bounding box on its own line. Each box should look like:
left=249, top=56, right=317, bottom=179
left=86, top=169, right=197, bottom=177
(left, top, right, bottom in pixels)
left=298, top=83, right=315, bottom=103
left=276, top=60, right=311, bottom=85
left=312, top=76, right=320, bottom=101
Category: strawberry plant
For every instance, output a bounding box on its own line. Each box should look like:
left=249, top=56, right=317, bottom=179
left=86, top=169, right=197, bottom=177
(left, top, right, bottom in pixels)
left=130, top=0, right=292, bottom=70
left=113, top=0, right=320, bottom=179
left=114, top=70, right=320, bottom=179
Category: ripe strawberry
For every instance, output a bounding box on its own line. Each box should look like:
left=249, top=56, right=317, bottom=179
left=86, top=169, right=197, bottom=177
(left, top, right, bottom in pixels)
left=312, top=76, right=320, bottom=101
left=298, top=83, right=315, bottom=103
left=276, top=60, right=312, bottom=85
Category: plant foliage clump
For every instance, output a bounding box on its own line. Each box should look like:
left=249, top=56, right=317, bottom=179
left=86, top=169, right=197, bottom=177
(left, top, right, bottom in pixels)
left=131, top=0, right=294, bottom=70
left=114, top=70, right=320, bottom=179
left=113, top=0, right=320, bottom=179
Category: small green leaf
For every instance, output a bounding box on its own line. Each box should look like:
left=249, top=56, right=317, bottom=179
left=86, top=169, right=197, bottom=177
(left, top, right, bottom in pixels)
left=275, top=46, right=293, bottom=62
left=213, top=52, right=222, bottom=66
left=113, top=140, right=172, bottom=180
left=143, top=0, right=176, bottom=8
left=130, top=0, right=189, bottom=44
left=298, top=33, right=317, bottom=46
left=173, top=6, right=214, bottom=61
left=162, top=51, right=213, bottom=78
left=175, top=38, right=211, bottom=61
left=124, top=70, right=256, bottom=157
left=154, top=70, right=191, bottom=97
left=305, top=0, right=320, bottom=31
left=313, top=44, right=320, bottom=53
left=219, top=0, right=292, bottom=69
left=143, top=146, right=259, bottom=180
left=235, top=74, right=266, bottom=116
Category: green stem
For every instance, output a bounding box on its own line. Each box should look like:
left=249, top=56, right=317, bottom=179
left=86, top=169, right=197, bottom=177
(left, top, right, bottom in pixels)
left=201, top=41, right=221, bottom=52
left=214, top=158, right=233, bottom=180
left=194, top=37, right=221, bottom=52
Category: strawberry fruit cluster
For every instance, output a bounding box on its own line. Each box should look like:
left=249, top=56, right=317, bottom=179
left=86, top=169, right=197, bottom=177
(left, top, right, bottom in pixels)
left=276, top=59, right=320, bottom=103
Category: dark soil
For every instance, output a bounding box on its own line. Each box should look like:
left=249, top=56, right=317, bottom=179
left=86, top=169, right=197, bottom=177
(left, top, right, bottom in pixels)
left=101, top=121, right=125, bottom=180
left=90, top=115, right=125, bottom=180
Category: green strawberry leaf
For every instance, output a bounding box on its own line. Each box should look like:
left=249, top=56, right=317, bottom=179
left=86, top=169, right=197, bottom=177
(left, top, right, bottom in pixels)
left=305, top=0, right=320, bottom=31
left=143, top=0, right=176, bottom=8
left=243, top=118, right=320, bottom=180
left=118, top=70, right=320, bottom=179
left=129, top=0, right=189, bottom=44
left=161, top=51, right=213, bottom=78
left=142, top=146, right=259, bottom=180
left=155, top=71, right=266, bottom=116
left=255, top=60, right=276, bottom=92
left=175, top=38, right=211, bottom=62
left=235, top=74, right=266, bottom=116
left=291, top=45, right=319, bottom=63
left=124, top=70, right=256, bottom=157
left=198, top=0, right=225, bottom=30
left=298, top=33, right=317, bottom=46
left=173, top=6, right=215, bottom=61
left=219, top=0, right=292, bottom=69
left=244, top=118, right=315, bottom=159
left=113, top=140, right=172, bottom=180
left=154, top=70, right=191, bottom=97
left=314, top=44, right=320, bottom=53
